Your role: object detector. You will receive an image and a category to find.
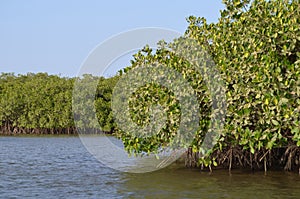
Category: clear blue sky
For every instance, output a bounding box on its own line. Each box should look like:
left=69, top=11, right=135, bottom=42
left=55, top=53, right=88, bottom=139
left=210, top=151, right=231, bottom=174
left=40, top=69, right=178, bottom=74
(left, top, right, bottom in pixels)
left=0, top=0, right=224, bottom=77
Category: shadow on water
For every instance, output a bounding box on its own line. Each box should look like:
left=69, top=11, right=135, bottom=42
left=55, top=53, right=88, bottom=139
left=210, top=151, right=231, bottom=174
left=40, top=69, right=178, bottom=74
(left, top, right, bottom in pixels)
left=118, top=163, right=300, bottom=199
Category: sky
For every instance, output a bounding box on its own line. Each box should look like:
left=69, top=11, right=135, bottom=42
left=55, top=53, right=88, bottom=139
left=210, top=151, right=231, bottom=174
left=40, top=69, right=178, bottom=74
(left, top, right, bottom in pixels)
left=0, top=0, right=224, bottom=77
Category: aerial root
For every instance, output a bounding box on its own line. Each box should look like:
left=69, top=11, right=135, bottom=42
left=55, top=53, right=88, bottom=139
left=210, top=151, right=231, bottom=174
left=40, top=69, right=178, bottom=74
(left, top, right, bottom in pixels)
left=184, top=145, right=300, bottom=172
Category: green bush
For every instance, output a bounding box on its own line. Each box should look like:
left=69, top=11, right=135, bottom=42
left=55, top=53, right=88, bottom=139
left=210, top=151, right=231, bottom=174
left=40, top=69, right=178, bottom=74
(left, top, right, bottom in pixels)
left=116, top=0, right=300, bottom=170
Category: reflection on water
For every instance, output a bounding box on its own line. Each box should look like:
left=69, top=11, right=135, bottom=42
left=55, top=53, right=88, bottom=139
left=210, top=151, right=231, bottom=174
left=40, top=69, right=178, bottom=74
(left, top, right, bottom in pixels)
left=120, top=167, right=300, bottom=199
left=79, top=135, right=185, bottom=173
left=1, top=137, right=300, bottom=198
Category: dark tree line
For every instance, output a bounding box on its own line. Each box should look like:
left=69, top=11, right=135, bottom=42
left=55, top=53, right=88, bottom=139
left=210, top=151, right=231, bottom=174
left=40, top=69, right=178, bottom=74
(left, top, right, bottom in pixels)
left=0, top=73, right=117, bottom=135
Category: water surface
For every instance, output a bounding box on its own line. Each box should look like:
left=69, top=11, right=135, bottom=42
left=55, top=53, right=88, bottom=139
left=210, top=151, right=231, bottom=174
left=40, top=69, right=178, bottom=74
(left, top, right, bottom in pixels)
left=1, top=137, right=299, bottom=198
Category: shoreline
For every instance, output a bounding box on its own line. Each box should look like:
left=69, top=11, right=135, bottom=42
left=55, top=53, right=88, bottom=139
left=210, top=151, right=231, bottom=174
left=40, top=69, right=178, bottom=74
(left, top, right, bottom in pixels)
left=0, top=133, right=116, bottom=137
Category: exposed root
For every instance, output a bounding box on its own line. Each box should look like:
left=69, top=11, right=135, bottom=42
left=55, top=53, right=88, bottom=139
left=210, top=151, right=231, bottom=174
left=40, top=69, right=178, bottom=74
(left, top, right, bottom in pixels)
left=184, top=145, right=300, bottom=172
left=282, top=145, right=299, bottom=171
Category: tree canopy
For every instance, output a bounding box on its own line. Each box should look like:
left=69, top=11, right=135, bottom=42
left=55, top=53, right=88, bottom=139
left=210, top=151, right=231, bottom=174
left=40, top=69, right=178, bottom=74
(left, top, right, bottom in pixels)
left=116, top=0, right=300, bottom=171
left=0, top=73, right=117, bottom=135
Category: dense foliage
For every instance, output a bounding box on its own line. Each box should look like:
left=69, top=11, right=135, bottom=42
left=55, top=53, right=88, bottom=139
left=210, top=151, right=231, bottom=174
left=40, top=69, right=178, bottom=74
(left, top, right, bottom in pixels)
left=0, top=73, right=117, bottom=135
left=116, top=0, right=300, bottom=171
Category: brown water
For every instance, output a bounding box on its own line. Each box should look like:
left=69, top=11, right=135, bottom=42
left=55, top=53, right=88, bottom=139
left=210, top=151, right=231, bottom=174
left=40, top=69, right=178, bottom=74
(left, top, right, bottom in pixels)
left=1, top=137, right=300, bottom=198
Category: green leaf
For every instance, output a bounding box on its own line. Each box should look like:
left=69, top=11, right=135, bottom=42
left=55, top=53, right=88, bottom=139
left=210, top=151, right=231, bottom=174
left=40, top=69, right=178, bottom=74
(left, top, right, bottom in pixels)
left=250, top=146, right=255, bottom=154
left=213, top=161, right=218, bottom=167
left=271, top=119, right=279, bottom=126
left=291, top=127, right=299, bottom=134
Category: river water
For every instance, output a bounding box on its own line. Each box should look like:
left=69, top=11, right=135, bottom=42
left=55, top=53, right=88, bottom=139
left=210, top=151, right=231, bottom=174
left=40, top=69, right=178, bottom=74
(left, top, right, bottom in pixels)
left=1, top=136, right=300, bottom=198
